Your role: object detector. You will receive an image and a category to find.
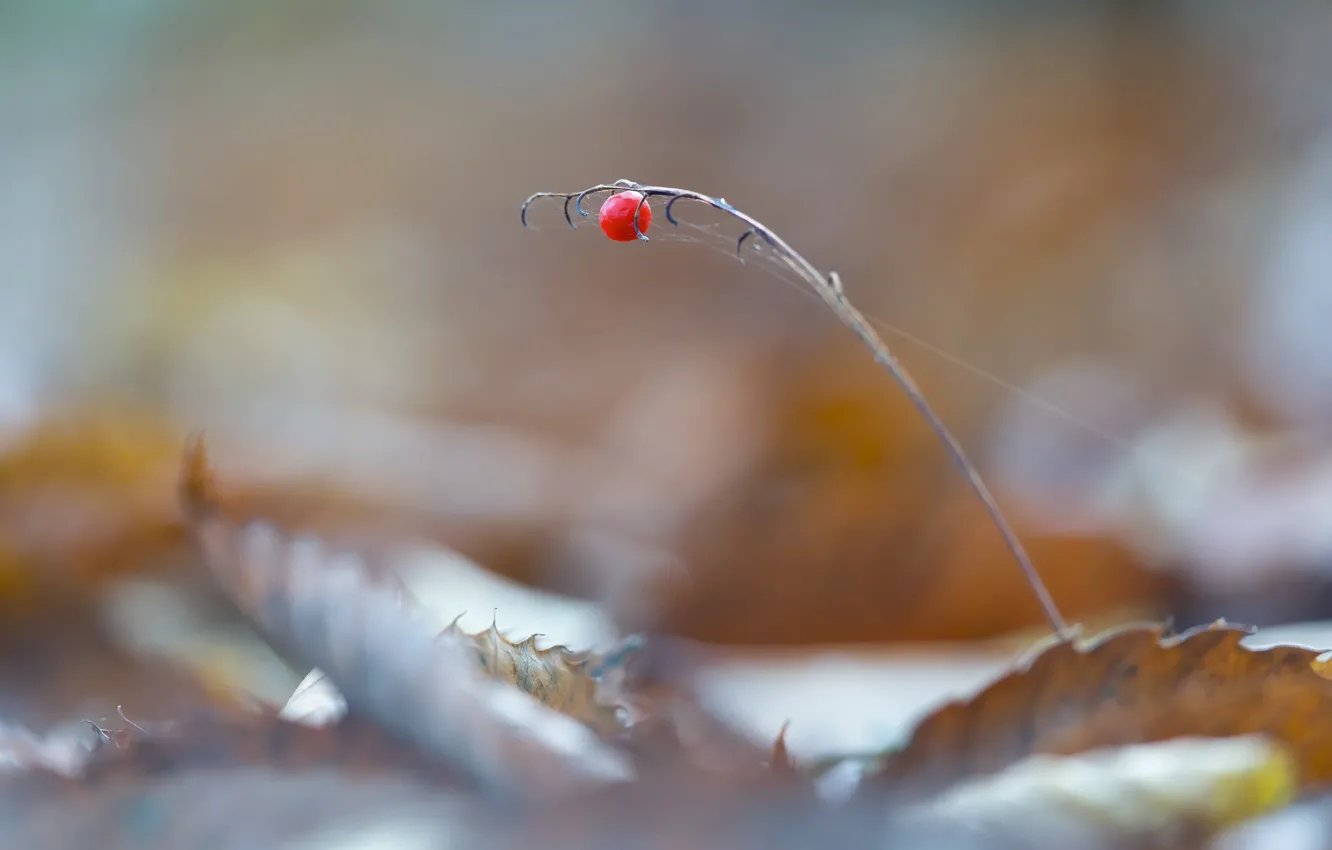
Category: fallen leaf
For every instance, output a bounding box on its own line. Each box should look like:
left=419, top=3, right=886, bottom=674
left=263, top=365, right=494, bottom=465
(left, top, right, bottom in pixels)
left=179, top=435, right=633, bottom=800
left=0, top=408, right=189, bottom=592
left=606, top=341, right=1172, bottom=645
left=869, top=621, right=1332, bottom=796
left=445, top=620, right=624, bottom=734
left=283, top=623, right=637, bottom=738
left=902, top=735, right=1296, bottom=848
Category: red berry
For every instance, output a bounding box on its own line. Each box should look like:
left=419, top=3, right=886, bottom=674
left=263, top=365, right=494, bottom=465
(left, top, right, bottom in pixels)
left=598, top=191, right=652, bottom=242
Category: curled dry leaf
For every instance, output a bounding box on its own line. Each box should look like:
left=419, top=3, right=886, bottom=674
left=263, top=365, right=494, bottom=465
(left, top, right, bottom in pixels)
left=442, top=619, right=630, bottom=737
left=280, top=626, right=637, bottom=736
left=179, top=435, right=632, bottom=800
left=871, top=621, right=1332, bottom=796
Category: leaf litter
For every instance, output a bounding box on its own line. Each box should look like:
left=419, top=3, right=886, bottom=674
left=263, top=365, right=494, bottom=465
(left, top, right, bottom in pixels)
left=178, top=435, right=633, bottom=800
left=70, top=431, right=1318, bottom=848
left=869, top=620, right=1332, bottom=798
left=5, top=181, right=1332, bottom=848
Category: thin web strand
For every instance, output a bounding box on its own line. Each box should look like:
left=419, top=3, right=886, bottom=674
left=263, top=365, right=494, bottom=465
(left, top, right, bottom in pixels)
left=522, top=180, right=1070, bottom=638
left=704, top=241, right=1140, bottom=456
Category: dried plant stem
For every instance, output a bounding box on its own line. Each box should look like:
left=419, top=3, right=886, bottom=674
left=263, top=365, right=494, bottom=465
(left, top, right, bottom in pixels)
left=522, top=180, right=1069, bottom=638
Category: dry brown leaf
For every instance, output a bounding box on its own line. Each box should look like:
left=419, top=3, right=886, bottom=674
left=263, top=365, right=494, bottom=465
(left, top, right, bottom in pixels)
left=870, top=620, right=1332, bottom=796
left=0, top=387, right=1162, bottom=651
left=443, top=618, right=627, bottom=736
left=0, top=408, right=189, bottom=593
left=0, top=407, right=533, bottom=601
left=279, top=625, right=638, bottom=740
left=182, top=430, right=637, bottom=737
left=179, top=435, right=632, bottom=800
left=597, top=340, right=1174, bottom=646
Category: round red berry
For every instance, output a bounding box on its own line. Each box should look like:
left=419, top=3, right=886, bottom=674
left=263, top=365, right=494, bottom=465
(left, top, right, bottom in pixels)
left=598, top=191, right=652, bottom=242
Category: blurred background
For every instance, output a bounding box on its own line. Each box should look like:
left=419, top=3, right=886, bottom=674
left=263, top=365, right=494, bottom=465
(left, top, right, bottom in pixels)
left=4, top=0, right=1332, bottom=758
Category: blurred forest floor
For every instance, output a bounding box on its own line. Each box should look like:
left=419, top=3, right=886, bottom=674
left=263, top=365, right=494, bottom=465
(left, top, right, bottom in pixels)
left=4, top=0, right=1332, bottom=777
